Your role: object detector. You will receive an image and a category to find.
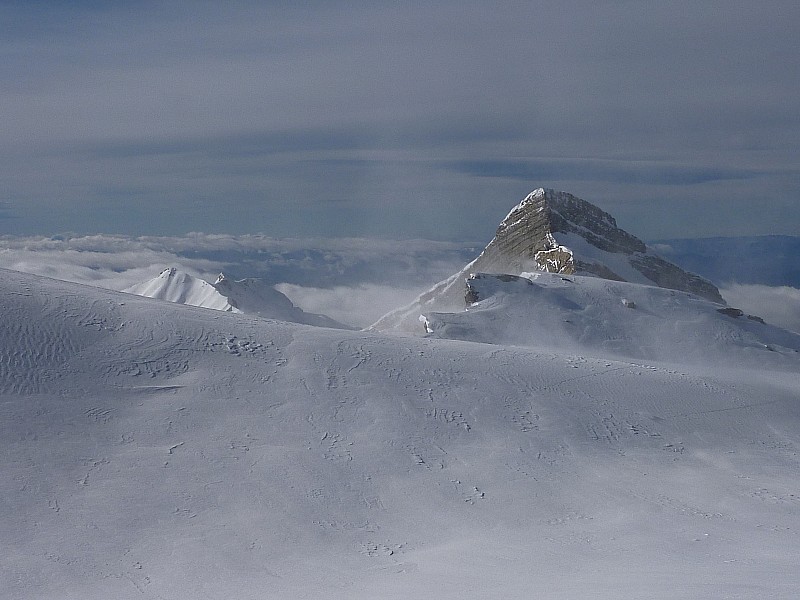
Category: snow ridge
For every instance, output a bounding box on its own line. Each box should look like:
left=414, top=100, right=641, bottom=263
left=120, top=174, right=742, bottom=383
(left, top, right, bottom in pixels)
left=125, top=267, right=351, bottom=329
left=422, top=271, right=800, bottom=366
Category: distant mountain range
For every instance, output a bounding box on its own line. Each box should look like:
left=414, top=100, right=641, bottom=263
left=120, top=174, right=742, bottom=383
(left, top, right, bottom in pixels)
left=650, top=235, right=800, bottom=287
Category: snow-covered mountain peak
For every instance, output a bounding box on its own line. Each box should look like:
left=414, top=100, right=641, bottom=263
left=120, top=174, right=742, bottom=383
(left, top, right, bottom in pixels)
left=154, top=266, right=186, bottom=283
left=501, top=187, right=546, bottom=223
left=482, top=188, right=719, bottom=301
left=372, top=188, right=724, bottom=332
left=502, top=188, right=617, bottom=231
left=125, top=267, right=221, bottom=308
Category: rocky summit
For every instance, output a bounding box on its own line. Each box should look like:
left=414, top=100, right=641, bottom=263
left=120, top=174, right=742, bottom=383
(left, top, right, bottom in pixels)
left=371, top=188, right=724, bottom=332
left=471, top=188, right=723, bottom=303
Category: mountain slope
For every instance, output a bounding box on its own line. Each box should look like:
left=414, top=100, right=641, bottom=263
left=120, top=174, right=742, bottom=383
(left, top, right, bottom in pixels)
left=372, top=188, right=723, bottom=332
left=2, top=268, right=800, bottom=599
left=124, top=267, right=350, bottom=328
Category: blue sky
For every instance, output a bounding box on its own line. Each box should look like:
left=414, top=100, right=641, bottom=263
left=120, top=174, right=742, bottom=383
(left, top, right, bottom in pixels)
left=2, top=1, right=799, bottom=241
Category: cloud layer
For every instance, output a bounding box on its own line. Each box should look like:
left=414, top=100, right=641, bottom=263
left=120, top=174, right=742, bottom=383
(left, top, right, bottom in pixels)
left=0, top=233, right=472, bottom=326
left=4, top=232, right=799, bottom=331
left=720, top=284, right=800, bottom=334
left=1, top=2, right=799, bottom=240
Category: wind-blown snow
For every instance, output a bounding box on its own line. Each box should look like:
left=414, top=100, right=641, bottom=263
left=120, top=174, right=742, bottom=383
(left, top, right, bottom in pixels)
left=2, top=268, right=800, bottom=599
left=721, top=283, right=800, bottom=334
left=422, top=272, right=800, bottom=366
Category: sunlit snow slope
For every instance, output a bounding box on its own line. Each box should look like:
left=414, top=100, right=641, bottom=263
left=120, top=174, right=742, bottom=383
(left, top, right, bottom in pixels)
left=124, top=267, right=350, bottom=328
left=2, top=268, right=800, bottom=600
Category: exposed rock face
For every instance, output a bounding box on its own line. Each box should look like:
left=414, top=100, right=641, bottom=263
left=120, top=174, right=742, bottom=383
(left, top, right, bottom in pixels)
left=717, top=306, right=766, bottom=324
left=628, top=254, right=723, bottom=303
left=370, top=188, right=724, bottom=332
left=471, top=188, right=723, bottom=303
left=474, top=189, right=643, bottom=275
left=465, top=273, right=532, bottom=305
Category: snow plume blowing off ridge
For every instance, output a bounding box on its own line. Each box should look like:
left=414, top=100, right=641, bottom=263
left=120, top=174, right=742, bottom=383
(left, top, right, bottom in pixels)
left=419, top=271, right=800, bottom=366
left=275, top=282, right=431, bottom=329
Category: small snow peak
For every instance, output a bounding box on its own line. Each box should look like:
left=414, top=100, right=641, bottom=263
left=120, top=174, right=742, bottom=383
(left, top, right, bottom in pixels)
left=528, top=187, right=547, bottom=200
left=502, top=188, right=547, bottom=224
left=124, top=268, right=351, bottom=329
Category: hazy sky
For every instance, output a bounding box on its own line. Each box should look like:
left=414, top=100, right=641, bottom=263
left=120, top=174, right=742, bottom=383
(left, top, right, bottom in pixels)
left=2, top=1, right=799, bottom=241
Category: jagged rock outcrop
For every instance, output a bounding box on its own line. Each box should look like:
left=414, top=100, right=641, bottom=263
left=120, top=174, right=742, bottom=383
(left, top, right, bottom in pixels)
left=717, top=306, right=766, bottom=324
left=371, top=188, right=724, bottom=332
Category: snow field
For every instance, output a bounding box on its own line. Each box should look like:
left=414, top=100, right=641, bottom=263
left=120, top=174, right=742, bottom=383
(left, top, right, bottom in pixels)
left=1, top=268, right=799, bottom=599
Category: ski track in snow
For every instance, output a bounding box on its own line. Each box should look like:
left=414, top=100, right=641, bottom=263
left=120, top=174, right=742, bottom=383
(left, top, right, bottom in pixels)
left=1, top=268, right=799, bottom=599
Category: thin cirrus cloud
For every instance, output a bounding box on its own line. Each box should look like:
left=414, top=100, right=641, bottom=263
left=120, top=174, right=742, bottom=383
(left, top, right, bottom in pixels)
left=1, top=1, right=799, bottom=240
left=443, top=159, right=764, bottom=187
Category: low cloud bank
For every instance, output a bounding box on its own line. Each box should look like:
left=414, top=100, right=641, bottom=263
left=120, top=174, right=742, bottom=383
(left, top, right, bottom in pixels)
left=6, top=233, right=798, bottom=334
left=1, top=234, right=472, bottom=326
left=0, top=236, right=224, bottom=290
left=721, top=284, right=800, bottom=333
left=275, top=283, right=429, bottom=329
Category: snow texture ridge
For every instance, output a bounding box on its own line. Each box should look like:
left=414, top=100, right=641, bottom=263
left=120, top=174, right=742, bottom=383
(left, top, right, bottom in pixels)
left=3, top=267, right=800, bottom=599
